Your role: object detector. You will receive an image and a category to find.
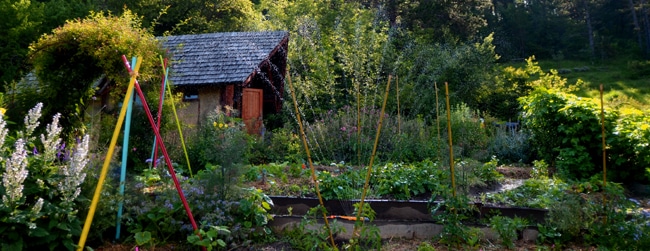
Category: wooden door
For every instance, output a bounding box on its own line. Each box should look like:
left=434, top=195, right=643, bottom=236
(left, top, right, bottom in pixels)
left=242, top=88, right=263, bottom=134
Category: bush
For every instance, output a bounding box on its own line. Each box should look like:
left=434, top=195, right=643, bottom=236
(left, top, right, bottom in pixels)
left=520, top=87, right=649, bottom=183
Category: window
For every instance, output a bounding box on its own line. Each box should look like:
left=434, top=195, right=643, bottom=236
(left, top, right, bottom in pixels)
left=183, top=89, right=198, bottom=101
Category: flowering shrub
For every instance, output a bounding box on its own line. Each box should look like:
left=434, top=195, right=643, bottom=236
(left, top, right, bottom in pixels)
left=0, top=103, right=91, bottom=250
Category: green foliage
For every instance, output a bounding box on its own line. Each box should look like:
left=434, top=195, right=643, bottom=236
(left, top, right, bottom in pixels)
left=120, top=166, right=275, bottom=248
left=247, top=126, right=304, bottom=165
left=489, top=216, right=528, bottom=249
left=479, top=56, right=583, bottom=120
left=24, top=10, right=163, bottom=136
left=318, top=161, right=449, bottom=201
left=431, top=194, right=478, bottom=247
left=486, top=177, right=569, bottom=209
left=608, top=109, right=650, bottom=181
left=100, top=0, right=262, bottom=36
left=399, top=35, right=499, bottom=122
left=520, top=87, right=649, bottom=182
left=487, top=126, right=532, bottom=164
left=531, top=160, right=549, bottom=180
left=187, top=107, right=249, bottom=186
left=444, top=103, right=492, bottom=161
left=283, top=205, right=339, bottom=251
left=625, top=60, right=650, bottom=79
left=187, top=225, right=230, bottom=251
left=0, top=103, right=91, bottom=250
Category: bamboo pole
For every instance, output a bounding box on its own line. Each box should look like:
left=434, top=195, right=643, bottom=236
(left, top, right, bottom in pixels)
left=354, top=75, right=392, bottom=238
left=286, top=68, right=337, bottom=249
left=78, top=56, right=142, bottom=251
left=445, top=82, right=456, bottom=197
left=396, top=75, right=401, bottom=135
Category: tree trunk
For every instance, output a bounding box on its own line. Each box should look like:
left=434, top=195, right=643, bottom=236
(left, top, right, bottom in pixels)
left=642, top=0, right=650, bottom=55
left=584, top=0, right=596, bottom=59
left=629, top=0, right=644, bottom=53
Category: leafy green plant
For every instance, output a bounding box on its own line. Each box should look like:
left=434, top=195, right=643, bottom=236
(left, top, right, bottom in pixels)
left=489, top=216, right=528, bottom=249
left=283, top=205, right=339, bottom=251
left=531, top=159, right=549, bottom=179
left=187, top=225, right=231, bottom=251
left=431, top=194, right=477, bottom=247
left=135, top=231, right=153, bottom=247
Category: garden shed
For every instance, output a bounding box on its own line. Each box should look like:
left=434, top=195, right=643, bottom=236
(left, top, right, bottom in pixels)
left=162, top=31, right=289, bottom=133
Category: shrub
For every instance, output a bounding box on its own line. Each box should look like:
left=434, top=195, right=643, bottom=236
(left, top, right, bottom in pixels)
left=444, top=103, right=491, bottom=161
left=520, top=87, right=649, bottom=182
left=0, top=103, right=91, bottom=250
left=187, top=106, right=249, bottom=176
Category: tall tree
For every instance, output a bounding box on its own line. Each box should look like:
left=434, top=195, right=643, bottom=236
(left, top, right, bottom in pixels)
left=22, top=10, right=164, bottom=135
left=401, top=0, right=493, bottom=43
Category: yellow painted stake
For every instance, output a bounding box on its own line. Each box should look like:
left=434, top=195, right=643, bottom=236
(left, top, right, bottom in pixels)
left=445, top=82, right=456, bottom=197
left=160, top=56, right=193, bottom=177
left=354, top=75, right=391, bottom=239
left=77, top=57, right=143, bottom=251
left=286, top=69, right=337, bottom=249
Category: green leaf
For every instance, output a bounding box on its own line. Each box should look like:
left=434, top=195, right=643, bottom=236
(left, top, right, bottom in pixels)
left=30, top=227, right=49, bottom=237
left=261, top=201, right=271, bottom=210
left=135, top=231, right=152, bottom=245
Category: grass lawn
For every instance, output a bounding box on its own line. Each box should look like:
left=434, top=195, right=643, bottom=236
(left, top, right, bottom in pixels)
left=511, top=59, right=650, bottom=110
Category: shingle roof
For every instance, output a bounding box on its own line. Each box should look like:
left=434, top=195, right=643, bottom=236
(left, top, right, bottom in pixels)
left=161, top=31, right=289, bottom=87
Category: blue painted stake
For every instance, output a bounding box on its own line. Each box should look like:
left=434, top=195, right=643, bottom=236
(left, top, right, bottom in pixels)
left=115, top=57, right=137, bottom=240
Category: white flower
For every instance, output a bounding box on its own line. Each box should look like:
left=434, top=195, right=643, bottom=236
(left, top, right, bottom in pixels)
left=24, top=103, right=43, bottom=138
left=2, top=139, right=29, bottom=207
left=32, top=197, right=44, bottom=215
left=40, top=113, right=63, bottom=163
left=0, top=113, right=8, bottom=160
left=57, top=135, right=90, bottom=204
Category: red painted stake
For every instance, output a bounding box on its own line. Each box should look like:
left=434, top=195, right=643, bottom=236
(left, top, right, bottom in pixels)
left=121, top=56, right=204, bottom=249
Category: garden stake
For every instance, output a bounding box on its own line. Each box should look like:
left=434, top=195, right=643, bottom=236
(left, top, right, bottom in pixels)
left=354, top=75, right=391, bottom=239
left=160, top=56, right=193, bottom=177
left=123, top=56, right=205, bottom=250
left=77, top=56, right=142, bottom=251
left=397, top=75, right=401, bottom=135
left=445, top=82, right=456, bottom=197
left=600, top=84, right=607, bottom=222
left=115, top=58, right=136, bottom=240
left=286, top=69, right=337, bottom=249
left=149, top=57, right=172, bottom=173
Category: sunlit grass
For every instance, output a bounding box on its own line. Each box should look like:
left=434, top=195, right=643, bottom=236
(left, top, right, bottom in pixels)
left=534, top=59, right=650, bottom=109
